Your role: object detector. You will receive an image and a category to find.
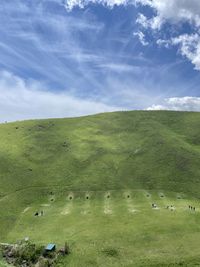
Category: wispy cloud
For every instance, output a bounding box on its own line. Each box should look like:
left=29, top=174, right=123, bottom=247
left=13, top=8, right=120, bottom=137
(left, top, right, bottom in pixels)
left=0, top=2, right=106, bottom=90
left=98, top=63, right=141, bottom=72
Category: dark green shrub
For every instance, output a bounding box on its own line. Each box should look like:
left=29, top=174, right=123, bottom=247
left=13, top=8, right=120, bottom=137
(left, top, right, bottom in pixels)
left=14, top=242, right=44, bottom=265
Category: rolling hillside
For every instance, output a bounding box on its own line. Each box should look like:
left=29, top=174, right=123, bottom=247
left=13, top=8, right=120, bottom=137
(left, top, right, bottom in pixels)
left=0, top=110, right=200, bottom=195
left=1, top=110, right=200, bottom=267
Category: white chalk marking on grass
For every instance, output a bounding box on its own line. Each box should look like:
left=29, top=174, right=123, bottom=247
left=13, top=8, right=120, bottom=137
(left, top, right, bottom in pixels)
left=82, top=196, right=91, bottom=215
left=104, top=192, right=112, bottom=215
left=125, top=193, right=137, bottom=214
left=40, top=204, right=50, bottom=207
left=22, top=207, right=30, bottom=214
left=61, top=194, right=74, bottom=215
left=104, top=200, right=112, bottom=214
left=61, top=202, right=73, bottom=215
left=61, top=206, right=71, bottom=215
left=126, top=202, right=139, bottom=213
left=104, top=206, right=112, bottom=214
left=127, top=204, right=138, bottom=213
left=82, top=205, right=90, bottom=215
left=153, top=207, right=160, bottom=210
left=129, top=208, right=138, bottom=213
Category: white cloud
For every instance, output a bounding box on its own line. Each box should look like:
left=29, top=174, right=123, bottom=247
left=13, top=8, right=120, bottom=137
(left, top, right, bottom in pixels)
left=136, top=13, right=162, bottom=30
left=133, top=31, right=149, bottom=46
left=147, top=97, right=200, bottom=111
left=0, top=71, right=121, bottom=123
left=136, top=13, right=149, bottom=28
left=63, top=0, right=131, bottom=11
left=171, top=34, right=200, bottom=70
left=155, top=34, right=200, bottom=69
left=136, top=0, right=200, bottom=28
left=156, top=39, right=169, bottom=48
left=136, top=0, right=200, bottom=71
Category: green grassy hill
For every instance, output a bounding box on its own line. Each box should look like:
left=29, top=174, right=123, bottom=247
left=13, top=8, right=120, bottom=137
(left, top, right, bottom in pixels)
left=1, top=110, right=200, bottom=266
left=0, top=110, right=200, bottom=195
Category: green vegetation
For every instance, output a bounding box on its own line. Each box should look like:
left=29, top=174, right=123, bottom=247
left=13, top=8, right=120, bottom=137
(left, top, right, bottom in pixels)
left=0, top=261, right=12, bottom=267
left=0, top=110, right=200, bottom=266
left=0, top=240, right=66, bottom=266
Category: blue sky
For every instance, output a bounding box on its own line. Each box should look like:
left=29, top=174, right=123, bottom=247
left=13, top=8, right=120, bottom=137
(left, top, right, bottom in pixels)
left=0, top=0, right=200, bottom=122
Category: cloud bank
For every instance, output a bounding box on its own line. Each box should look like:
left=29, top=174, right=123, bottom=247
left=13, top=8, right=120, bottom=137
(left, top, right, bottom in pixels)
left=0, top=71, right=120, bottom=123
left=147, top=97, right=200, bottom=112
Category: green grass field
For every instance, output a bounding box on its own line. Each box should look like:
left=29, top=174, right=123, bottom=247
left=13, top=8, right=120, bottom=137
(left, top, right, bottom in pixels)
left=0, top=110, right=200, bottom=266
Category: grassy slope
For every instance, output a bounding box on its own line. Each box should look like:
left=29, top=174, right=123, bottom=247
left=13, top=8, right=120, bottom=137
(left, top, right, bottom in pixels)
left=0, top=110, right=200, bottom=195
left=0, top=110, right=200, bottom=266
